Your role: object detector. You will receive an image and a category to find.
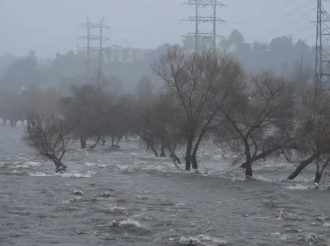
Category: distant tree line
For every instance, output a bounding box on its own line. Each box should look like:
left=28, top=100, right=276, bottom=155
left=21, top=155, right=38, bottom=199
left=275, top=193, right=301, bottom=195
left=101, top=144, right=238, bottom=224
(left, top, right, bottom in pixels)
left=0, top=29, right=316, bottom=96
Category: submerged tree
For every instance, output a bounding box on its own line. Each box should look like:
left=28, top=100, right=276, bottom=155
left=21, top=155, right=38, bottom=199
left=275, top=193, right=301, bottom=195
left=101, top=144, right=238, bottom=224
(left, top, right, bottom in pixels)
left=153, top=45, right=242, bottom=171
left=23, top=111, right=72, bottom=173
left=216, top=72, right=295, bottom=177
left=288, top=86, right=330, bottom=185
left=66, top=84, right=110, bottom=149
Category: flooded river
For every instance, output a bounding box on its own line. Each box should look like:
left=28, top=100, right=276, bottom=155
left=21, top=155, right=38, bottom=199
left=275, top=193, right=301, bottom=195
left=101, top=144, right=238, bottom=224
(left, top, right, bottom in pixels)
left=0, top=126, right=330, bottom=246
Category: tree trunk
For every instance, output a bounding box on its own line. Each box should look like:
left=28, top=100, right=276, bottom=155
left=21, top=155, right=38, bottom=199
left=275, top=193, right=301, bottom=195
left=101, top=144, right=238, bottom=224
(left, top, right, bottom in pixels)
left=314, top=171, right=322, bottom=184
left=191, top=119, right=212, bottom=170
left=53, top=159, right=67, bottom=173
left=80, top=136, right=86, bottom=149
left=10, top=119, right=17, bottom=127
left=245, top=162, right=253, bottom=177
left=115, top=137, right=122, bottom=148
left=160, top=141, right=166, bottom=157
left=101, top=136, right=106, bottom=145
left=90, top=136, right=101, bottom=149
left=168, top=143, right=181, bottom=164
left=170, top=151, right=181, bottom=164
left=314, top=157, right=330, bottom=185
left=287, top=154, right=317, bottom=180
left=240, top=146, right=281, bottom=168
left=191, top=153, right=198, bottom=170
left=244, top=138, right=253, bottom=177
left=185, top=135, right=194, bottom=171
left=148, top=141, right=158, bottom=157
left=45, top=153, right=67, bottom=173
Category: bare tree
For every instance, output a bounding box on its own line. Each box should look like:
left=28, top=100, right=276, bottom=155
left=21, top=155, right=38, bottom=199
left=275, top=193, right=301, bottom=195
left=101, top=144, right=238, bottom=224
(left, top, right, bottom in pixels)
left=152, top=45, right=242, bottom=171
left=215, top=72, right=295, bottom=177
left=66, top=84, right=110, bottom=149
left=134, top=96, right=160, bottom=157
left=151, top=90, right=185, bottom=162
left=108, top=93, right=136, bottom=148
left=23, top=111, right=72, bottom=173
left=288, top=86, right=330, bottom=185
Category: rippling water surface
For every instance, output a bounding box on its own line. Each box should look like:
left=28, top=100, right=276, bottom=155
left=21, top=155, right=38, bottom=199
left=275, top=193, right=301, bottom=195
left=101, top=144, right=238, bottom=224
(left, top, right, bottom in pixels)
left=1, top=126, right=330, bottom=246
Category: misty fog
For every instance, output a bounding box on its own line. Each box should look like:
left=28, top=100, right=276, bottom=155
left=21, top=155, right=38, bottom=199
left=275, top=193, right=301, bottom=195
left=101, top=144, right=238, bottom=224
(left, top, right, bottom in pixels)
left=2, top=1, right=330, bottom=246
left=0, top=0, right=323, bottom=96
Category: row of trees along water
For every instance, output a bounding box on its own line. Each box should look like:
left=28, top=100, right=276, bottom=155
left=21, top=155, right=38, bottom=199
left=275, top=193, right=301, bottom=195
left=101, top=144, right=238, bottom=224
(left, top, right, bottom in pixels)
left=19, top=45, right=329, bottom=185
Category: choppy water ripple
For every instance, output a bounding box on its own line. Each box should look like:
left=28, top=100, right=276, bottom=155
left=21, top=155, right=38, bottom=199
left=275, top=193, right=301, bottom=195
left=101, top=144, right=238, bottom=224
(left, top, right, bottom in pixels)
left=1, top=126, right=330, bottom=246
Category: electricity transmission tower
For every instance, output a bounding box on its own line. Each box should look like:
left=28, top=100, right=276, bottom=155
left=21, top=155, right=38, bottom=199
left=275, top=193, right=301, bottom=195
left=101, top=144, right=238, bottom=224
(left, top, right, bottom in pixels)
left=78, top=15, right=109, bottom=83
left=182, top=0, right=225, bottom=51
left=315, top=0, right=330, bottom=89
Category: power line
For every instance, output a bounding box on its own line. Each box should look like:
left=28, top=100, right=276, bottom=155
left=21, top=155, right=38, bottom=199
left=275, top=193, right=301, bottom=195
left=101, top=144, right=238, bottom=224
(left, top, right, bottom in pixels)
left=239, top=2, right=314, bottom=40
left=233, top=0, right=292, bottom=25
left=315, top=0, right=330, bottom=90
left=266, top=7, right=316, bottom=35
left=237, top=1, right=313, bottom=26
left=78, top=15, right=109, bottom=83
left=247, top=6, right=315, bottom=41
left=182, top=0, right=225, bottom=51
left=229, top=0, right=274, bottom=8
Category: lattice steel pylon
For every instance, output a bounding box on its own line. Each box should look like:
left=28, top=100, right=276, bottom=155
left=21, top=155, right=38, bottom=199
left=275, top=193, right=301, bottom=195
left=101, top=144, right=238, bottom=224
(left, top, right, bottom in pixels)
left=315, top=0, right=330, bottom=90
left=182, top=0, right=225, bottom=51
left=78, top=16, right=109, bottom=83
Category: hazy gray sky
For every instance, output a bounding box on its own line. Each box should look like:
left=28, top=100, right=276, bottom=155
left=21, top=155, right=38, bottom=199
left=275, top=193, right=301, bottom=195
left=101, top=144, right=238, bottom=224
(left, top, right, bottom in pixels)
left=0, top=0, right=326, bottom=58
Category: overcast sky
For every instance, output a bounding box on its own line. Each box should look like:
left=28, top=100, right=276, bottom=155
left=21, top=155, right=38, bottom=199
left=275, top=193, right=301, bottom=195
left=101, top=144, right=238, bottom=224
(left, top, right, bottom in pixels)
left=0, top=0, right=326, bottom=58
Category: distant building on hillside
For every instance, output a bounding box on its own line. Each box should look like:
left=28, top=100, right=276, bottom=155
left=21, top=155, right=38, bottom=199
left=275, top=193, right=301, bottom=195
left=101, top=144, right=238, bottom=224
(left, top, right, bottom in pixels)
left=37, top=58, right=52, bottom=68
left=77, top=45, right=152, bottom=63
left=104, top=45, right=152, bottom=63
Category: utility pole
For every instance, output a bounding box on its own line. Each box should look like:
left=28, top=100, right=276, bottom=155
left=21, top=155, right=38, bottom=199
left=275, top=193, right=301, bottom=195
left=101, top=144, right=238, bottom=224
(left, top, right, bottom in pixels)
left=78, top=16, right=91, bottom=79
left=78, top=16, right=109, bottom=84
left=182, top=0, right=225, bottom=51
left=315, top=0, right=330, bottom=90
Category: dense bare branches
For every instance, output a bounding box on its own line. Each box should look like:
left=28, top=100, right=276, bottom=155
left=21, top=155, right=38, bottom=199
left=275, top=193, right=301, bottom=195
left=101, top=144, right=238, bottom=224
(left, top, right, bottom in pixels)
left=65, top=84, right=111, bottom=148
left=153, top=46, right=243, bottom=170
left=23, top=111, right=73, bottom=173
left=215, top=72, right=296, bottom=177
left=289, top=87, right=330, bottom=184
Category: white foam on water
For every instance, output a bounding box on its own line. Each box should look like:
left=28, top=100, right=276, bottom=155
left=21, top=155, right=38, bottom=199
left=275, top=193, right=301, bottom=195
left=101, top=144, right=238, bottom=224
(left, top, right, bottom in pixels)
left=111, top=152, right=124, bottom=155
left=84, top=162, right=96, bottom=166
left=198, top=234, right=227, bottom=244
left=28, top=172, right=53, bottom=177
left=97, top=164, right=108, bottom=168
left=72, top=189, right=84, bottom=195
left=28, top=170, right=96, bottom=178
left=61, top=171, right=97, bottom=178
left=179, top=237, right=200, bottom=245
left=107, top=204, right=127, bottom=213
left=279, top=235, right=287, bottom=241
left=119, top=218, right=144, bottom=228
left=178, top=235, right=226, bottom=245
left=284, top=184, right=310, bottom=190
left=175, top=203, right=186, bottom=207
left=130, top=214, right=154, bottom=221
left=61, top=197, right=84, bottom=204
left=17, top=161, right=41, bottom=168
